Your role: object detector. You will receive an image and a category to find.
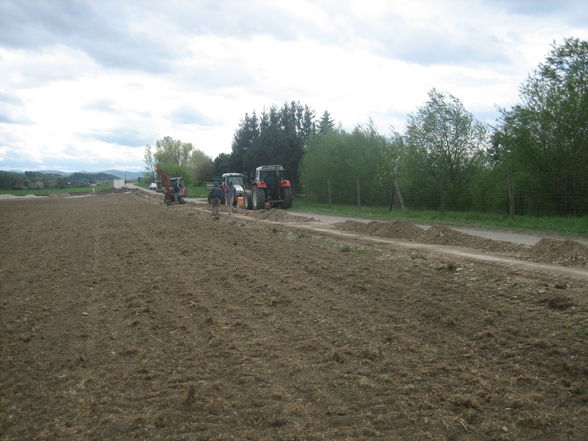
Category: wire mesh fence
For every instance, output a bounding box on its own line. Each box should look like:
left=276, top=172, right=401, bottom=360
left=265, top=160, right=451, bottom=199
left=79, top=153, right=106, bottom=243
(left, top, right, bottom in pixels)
left=305, top=168, right=588, bottom=217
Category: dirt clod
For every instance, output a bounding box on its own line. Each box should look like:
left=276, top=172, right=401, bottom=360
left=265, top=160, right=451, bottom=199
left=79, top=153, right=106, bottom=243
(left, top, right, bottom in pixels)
left=546, top=294, right=576, bottom=310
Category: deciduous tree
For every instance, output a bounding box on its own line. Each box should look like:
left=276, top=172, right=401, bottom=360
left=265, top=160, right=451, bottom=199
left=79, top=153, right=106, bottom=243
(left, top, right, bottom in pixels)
left=405, top=89, right=487, bottom=211
left=153, top=136, right=193, bottom=168
left=496, top=37, right=588, bottom=215
left=189, top=149, right=214, bottom=185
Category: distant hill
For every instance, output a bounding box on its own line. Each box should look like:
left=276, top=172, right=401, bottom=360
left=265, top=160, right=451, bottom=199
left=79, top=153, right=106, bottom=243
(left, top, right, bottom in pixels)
left=100, top=170, right=142, bottom=179
left=69, top=172, right=118, bottom=183
left=2, top=169, right=141, bottom=178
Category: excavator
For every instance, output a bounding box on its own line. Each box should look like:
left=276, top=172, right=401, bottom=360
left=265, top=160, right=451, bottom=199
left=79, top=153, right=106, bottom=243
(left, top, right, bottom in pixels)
left=155, top=165, right=187, bottom=205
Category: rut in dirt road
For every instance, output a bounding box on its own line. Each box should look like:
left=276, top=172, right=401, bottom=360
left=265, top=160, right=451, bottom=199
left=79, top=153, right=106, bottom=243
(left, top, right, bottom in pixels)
left=1, top=193, right=586, bottom=441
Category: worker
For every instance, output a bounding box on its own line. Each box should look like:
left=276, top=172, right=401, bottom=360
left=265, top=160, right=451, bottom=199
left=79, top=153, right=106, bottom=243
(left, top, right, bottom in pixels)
left=208, top=184, right=223, bottom=220
left=264, top=172, right=275, bottom=187
left=226, top=182, right=237, bottom=214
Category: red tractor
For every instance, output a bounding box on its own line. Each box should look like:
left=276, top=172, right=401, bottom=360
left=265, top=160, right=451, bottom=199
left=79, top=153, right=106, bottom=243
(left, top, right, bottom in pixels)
left=156, top=165, right=187, bottom=205
left=244, top=165, right=293, bottom=210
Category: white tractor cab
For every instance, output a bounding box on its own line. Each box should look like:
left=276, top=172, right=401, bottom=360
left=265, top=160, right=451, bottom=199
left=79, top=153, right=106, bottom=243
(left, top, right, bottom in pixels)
left=220, top=173, right=245, bottom=205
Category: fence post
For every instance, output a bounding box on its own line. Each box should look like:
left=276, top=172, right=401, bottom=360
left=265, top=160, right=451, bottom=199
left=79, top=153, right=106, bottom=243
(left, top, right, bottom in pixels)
left=327, top=179, right=332, bottom=208
left=394, top=180, right=405, bottom=210
left=356, top=177, right=361, bottom=209
left=508, top=167, right=515, bottom=219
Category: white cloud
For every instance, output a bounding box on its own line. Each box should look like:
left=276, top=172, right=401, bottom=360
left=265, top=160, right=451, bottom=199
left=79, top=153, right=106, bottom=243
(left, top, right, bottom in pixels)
left=0, top=0, right=586, bottom=171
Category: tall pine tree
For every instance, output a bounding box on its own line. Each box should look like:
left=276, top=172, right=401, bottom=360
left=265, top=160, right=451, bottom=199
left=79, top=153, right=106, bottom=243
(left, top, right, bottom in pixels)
left=229, top=102, right=319, bottom=185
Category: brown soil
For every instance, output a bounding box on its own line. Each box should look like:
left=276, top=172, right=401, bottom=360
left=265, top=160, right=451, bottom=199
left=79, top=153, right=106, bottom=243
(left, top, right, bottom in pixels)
left=1, top=193, right=587, bottom=441
left=531, top=238, right=588, bottom=267
left=335, top=220, right=588, bottom=269
left=240, top=208, right=317, bottom=222
left=338, top=220, right=425, bottom=241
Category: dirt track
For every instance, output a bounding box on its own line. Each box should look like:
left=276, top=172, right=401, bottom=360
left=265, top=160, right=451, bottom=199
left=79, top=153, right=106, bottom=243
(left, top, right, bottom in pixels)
left=1, top=192, right=587, bottom=441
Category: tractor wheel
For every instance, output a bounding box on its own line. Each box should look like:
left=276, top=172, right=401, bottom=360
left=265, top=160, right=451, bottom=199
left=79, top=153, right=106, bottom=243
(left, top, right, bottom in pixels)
left=243, top=190, right=252, bottom=209
left=252, top=187, right=266, bottom=210
left=281, top=187, right=293, bottom=209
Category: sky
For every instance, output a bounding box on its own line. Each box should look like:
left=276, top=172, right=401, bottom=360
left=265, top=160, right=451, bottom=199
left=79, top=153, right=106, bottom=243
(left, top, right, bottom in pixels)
left=1, top=0, right=587, bottom=173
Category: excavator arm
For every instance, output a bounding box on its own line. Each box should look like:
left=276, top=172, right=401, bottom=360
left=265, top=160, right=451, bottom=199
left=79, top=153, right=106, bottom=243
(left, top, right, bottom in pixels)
left=156, top=165, right=171, bottom=196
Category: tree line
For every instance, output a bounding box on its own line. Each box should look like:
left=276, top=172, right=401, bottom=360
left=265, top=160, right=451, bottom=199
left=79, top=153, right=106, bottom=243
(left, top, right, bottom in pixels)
left=146, top=38, right=587, bottom=216
left=0, top=171, right=118, bottom=190
left=143, top=136, right=215, bottom=186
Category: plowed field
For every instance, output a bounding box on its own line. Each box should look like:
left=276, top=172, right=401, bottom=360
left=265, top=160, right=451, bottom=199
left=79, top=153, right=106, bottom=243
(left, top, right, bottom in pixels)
left=1, top=192, right=587, bottom=441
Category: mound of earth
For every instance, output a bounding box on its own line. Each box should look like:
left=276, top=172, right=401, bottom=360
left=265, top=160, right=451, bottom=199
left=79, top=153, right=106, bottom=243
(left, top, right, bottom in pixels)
left=530, top=238, right=588, bottom=267
left=422, top=225, right=523, bottom=254
left=333, top=220, right=588, bottom=268
left=335, top=220, right=522, bottom=254
left=242, top=208, right=316, bottom=222
left=335, top=219, right=366, bottom=232
left=336, top=220, right=425, bottom=241
left=366, top=220, right=425, bottom=240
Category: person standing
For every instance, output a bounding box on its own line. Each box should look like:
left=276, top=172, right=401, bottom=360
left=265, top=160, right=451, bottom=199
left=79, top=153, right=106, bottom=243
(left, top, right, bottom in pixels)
left=208, top=184, right=223, bottom=220
left=226, top=182, right=237, bottom=214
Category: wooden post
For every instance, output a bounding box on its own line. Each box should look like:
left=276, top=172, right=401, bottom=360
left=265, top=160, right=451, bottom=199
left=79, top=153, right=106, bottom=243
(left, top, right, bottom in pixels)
left=327, top=179, right=332, bottom=208
left=356, top=177, right=361, bottom=209
left=508, top=167, right=515, bottom=219
left=394, top=180, right=405, bottom=210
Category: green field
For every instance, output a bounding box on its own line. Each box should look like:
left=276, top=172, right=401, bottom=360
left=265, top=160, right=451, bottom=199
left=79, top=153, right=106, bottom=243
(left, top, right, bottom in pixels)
left=185, top=185, right=209, bottom=198
left=0, top=185, right=112, bottom=196
left=293, top=199, right=588, bottom=237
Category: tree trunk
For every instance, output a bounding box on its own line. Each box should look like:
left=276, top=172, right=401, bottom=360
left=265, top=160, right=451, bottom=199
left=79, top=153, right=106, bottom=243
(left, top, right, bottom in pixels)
left=356, top=177, right=361, bottom=209
left=327, top=179, right=332, bottom=208
left=394, top=180, right=405, bottom=210
left=508, top=167, right=515, bottom=219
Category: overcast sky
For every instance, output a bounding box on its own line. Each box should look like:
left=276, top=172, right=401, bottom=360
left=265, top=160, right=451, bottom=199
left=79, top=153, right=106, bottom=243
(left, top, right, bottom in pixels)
left=1, top=0, right=586, bottom=173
